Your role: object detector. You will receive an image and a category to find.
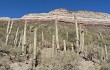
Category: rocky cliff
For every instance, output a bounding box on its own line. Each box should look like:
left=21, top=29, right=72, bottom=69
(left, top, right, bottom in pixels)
left=1, top=8, right=110, bottom=25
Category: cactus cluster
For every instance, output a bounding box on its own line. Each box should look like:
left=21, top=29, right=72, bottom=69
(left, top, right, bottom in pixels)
left=5, top=17, right=108, bottom=70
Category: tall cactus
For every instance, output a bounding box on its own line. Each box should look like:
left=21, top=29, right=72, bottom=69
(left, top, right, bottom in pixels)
left=101, top=47, right=105, bottom=62
left=66, top=32, right=69, bottom=42
left=6, top=21, right=13, bottom=45
left=79, top=24, right=84, bottom=51
left=14, top=27, right=19, bottom=47
left=18, top=30, right=23, bottom=48
left=63, top=40, right=66, bottom=52
left=71, top=43, right=74, bottom=52
left=52, top=35, right=55, bottom=57
left=8, top=21, right=13, bottom=36
left=75, top=21, right=79, bottom=52
left=41, top=31, right=44, bottom=47
left=33, top=28, right=37, bottom=60
left=104, top=45, right=108, bottom=60
left=22, top=21, right=27, bottom=55
left=55, top=20, right=60, bottom=50
left=28, top=44, right=32, bottom=54
left=33, top=28, right=37, bottom=70
left=6, top=20, right=10, bottom=34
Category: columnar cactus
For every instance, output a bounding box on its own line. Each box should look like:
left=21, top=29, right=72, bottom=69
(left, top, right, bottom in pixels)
left=22, top=21, right=27, bottom=55
left=71, top=43, right=74, bottom=51
left=52, top=35, right=55, bottom=57
left=63, top=40, right=66, bottom=52
left=55, top=20, right=60, bottom=50
left=33, top=28, right=37, bottom=60
left=79, top=24, right=84, bottom=51
left=28, top=44, right=32, bottom=54
left=33, top=28, right=37, bottom=69
left=101, top=47, right=105, bottom=61
left=75, top=21, right=79, bottom=52
left=104, top=45, right=108, bottom=60
left=6, top=20, right=10, bottom=34
left=8, top=21, right=13, bottom=36
left=41, top=31, right=44, bottom=47
left=14, top=27, right=19, bottom=47
left=18, top=30, right=23, bottom=48
left=52, top=35, right=55, bottom=50
left=6, top=21, right=13, bottom=45
left=66, top=32, right=69, bottom=42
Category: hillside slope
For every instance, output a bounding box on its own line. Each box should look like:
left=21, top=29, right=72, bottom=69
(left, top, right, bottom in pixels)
left=20, top=8, right=110, bottom=25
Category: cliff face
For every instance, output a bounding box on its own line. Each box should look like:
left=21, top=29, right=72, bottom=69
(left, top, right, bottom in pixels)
left=1, top=8, right=110, bottom=25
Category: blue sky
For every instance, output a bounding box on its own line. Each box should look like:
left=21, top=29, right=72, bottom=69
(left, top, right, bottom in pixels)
left=0, top=0, right=110, bottom=18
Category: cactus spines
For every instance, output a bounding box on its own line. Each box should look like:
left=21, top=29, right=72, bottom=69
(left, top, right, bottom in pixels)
left=6, top=21, right=13, bottom=45
left=63, top=40, right=66, bottom=52
left=79, top=24, right=84, bottom=51
left=14, top=27, right=19, bottom=47
left=55, top=20, right=60, bottom=50
left=22, top=21, right=27, bottom=55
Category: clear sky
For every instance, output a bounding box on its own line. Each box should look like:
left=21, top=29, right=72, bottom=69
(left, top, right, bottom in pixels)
left=0, top=0, right=110, bottom=18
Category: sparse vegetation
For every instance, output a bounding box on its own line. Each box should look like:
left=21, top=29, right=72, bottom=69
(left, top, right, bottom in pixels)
left=0, top=19, right=110, bottom=70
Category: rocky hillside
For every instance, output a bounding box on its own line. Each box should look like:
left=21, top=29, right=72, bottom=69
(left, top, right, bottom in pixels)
left=1, top=8, right=110, bottom=25
left=21, top=8, right=110, bottom=25
left=0, top=9, right=110, bottom=70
